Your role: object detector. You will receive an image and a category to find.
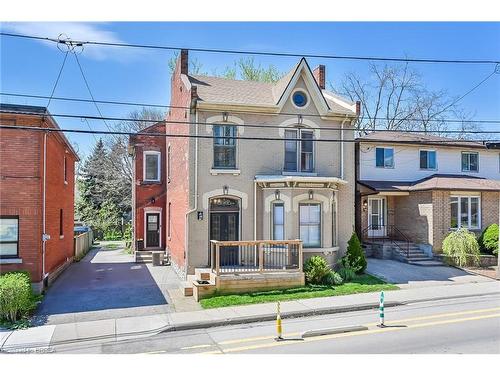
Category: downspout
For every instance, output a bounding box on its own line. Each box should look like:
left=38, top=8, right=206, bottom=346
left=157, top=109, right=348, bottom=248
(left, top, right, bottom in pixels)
left=253, top=180, right=257, bottom=240
left=340, top=115, right=349, bottom=180
left=184, top=107, right=198, bottom=278
left=42, top=131, right=47, bottom=281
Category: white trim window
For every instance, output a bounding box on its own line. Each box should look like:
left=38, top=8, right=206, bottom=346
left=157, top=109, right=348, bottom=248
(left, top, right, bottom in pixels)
left=299, top=203, right=321, bottom=248
left=419, top=150, right=437, bottom=170
left=375, top=147, right=394, bottom=168
left=450, top=195, right=480, bottom=230
left=0, top=216, right=19, bottom=258
left=213, top=124, right=237, bottom=169
left=271, top=202, right=285, bottom=240
left=167, top=145, right=172, bottom=183
left=143, top=151, right=161, bottom=182
left=461, top=152, right=479, bottom=172
left=284, top=128, right=314, bottom=172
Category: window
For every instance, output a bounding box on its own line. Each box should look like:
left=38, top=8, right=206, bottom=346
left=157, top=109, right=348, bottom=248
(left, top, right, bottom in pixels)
left=299, top=203, right=321, bottom=248
left=167, top=203, right=171, bottom=239
left=63, top=156, right=68, bottom=183
left=461, top=152, right=479, bottom=172
left=450, top=196, right=480, bottom=229
left=272, top=202, right=284, bottom=240
left=213, top=125, right=236, bottom=169
left=284, top=129, right=314, bottom=172
left=420, top=150, right=437, bottom=170
left=292, top=91, right=308, bottom=108
left=59, top=209, right=64, bottom=237
left=375, top=147, right=394, bottom=168
left=0, top=216, right=19, bottom=258
left=144, top=151, right=161, bottom=182
left=167, top=145, right=171, bottom=183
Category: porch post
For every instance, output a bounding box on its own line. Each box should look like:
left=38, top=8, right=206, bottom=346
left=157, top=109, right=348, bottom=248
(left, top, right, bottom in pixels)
left=215, top=242, right=220, bottom=276
left=298, top=241, right=303, bottom=272
left=258, top=242, right=264, bottom=272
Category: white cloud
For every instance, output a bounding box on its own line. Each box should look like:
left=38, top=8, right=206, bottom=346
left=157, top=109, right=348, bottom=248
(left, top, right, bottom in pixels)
left=2, top=22, right=140, bottom=61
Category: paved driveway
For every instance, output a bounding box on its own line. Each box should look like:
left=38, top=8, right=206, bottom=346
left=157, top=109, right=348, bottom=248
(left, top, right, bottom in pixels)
left=367, top=258, right=493, bottom=289
left=34, top=242, right=185, bottom=325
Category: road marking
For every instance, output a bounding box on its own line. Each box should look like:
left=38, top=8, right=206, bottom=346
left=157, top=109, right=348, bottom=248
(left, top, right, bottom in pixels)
left=198, top=312, right=500, bottom=354
left=179, top=306, right=500, bottom=351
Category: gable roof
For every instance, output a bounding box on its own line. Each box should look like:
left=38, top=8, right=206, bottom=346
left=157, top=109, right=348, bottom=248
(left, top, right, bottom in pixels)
left=187, top=58, right=356, bottom=117
left=357, top=130, right=487, bottom=149
left=0, top=103, right=80, bottom=160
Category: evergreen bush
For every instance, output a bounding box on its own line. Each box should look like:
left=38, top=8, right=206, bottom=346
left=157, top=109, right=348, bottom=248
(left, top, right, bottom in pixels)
left=478, top=224, right=498, bottom=256
left=341, top=232, right=367, bottom=274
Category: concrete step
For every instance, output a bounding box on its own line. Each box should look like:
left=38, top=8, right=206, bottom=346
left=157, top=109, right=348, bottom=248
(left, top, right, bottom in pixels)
left=180, top=281, right=194, bottom=297
left=408, top=260, right=444, bottom=267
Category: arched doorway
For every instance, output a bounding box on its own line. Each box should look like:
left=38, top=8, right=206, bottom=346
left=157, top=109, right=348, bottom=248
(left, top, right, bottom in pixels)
left=209, top=197, right=240, bottom=265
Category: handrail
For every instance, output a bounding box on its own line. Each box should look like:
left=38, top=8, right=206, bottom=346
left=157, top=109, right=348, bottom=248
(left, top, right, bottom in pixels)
left=361, top=224, right=410, bottom=258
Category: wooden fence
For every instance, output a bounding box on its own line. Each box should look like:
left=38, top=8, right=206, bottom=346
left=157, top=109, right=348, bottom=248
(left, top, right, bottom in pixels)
left=74, top=230, right=94, bottom=259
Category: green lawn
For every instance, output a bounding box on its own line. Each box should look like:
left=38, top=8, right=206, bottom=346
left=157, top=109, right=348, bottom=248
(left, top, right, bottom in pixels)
left=199, top=274, right=398, bottom=309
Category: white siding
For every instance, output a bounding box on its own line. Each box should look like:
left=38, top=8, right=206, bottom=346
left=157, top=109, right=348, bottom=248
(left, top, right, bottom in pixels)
left=359, top=143, right=500, bottom=181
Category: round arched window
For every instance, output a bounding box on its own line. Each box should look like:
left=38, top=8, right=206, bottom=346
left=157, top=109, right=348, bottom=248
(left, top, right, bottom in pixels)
left=292, top=91, right=308, bottom=108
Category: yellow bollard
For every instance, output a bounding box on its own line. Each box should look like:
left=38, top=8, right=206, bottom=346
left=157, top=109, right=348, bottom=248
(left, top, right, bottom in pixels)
left=276, top=301, right=283, bottom=340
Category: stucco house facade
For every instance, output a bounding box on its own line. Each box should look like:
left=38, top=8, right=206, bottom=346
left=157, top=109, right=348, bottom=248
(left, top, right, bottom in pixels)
left=356, top=131, right=500, bottom=260
left=165, top=50, right=358, bottom=278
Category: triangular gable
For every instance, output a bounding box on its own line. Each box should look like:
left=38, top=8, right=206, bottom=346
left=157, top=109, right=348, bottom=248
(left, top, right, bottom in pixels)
left=274, top=58, right=331, bottom=115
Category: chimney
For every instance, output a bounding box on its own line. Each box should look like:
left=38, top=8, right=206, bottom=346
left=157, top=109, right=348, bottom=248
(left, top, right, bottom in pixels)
left=180, top=49, right=189, bottom=75
left=313, top=65, right=326, bottom=90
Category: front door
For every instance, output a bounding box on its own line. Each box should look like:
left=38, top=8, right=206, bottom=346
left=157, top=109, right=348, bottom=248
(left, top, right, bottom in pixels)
left=368, top=197, right=386, bottom=237
left=146, top=213, right=160, bottom=248
left=210, top=212, right=239, bottom=266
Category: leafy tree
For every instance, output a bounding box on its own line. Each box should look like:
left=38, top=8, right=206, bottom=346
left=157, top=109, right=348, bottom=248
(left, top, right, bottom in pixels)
left=478, top=224, right=499, bottom=256
left=442, top=228, right=480, bottom=267
left=341, top=232, right=367, bottom=274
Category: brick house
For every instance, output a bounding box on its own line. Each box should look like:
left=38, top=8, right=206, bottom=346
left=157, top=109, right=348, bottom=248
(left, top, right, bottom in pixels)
left=0, top=104, right=79, bottom=291
left=355, top=131, right=500, bottom=262
left=129, top=122, right=167, bottom=261
left=162, top=50, right=358, bottom=279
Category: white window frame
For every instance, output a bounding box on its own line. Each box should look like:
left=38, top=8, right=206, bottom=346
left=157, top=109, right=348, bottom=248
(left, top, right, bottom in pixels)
left=167, top=144, right=172, bottom=183
left=419, top=149, right=437, bottom=170
left=271, top=201, right=285, bottom=240
left=450, top=195, right=481, bottom=230
left=375, top=147, right=394, bottom=169
left=143, top=151, right=161, bottom=182
left=461, top=151, right=479, bottom=173
left=298, top=202, right=322, bottom=248
left=284, top=128, right=315, bottom=173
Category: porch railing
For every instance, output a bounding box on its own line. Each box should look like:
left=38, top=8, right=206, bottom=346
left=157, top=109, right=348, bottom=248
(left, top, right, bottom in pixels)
left=210, top=240, right=303, bottom=275
left=361, top=225, right=410, bottom=258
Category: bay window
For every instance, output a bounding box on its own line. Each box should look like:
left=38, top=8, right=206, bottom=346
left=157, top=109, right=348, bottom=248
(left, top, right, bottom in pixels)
left=0, top=216, right=19, bottom=258
left=450, top=196, right=480, bottom=230
left=299, top=203, right=321, bottom=247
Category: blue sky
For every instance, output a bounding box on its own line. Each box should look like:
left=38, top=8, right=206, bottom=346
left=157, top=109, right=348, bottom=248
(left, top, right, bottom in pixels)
left=1, top=22, right=499, bottom=160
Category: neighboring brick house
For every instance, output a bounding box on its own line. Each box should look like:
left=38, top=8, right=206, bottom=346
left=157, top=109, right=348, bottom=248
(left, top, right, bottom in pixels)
left=355, top=131, right=500, bottom=260
left=129, top=122, right=167, bottom=256
left=164, top=51, right=358, bottom=278
left=0, top=104, right=79, bottom=291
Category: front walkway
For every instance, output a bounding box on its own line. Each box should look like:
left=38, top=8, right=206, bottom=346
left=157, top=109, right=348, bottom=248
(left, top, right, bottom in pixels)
left=33, top=241, right=199, bottom=325
left=366, top=258, right=492, bottom=289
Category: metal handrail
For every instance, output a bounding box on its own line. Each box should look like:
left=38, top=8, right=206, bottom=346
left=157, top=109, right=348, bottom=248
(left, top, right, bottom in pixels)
left=361, top=224, right=410, bottom=258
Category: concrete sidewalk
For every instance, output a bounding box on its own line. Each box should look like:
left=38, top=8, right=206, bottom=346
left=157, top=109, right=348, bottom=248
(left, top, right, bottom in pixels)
left=1, top=279, right=499, bottom=352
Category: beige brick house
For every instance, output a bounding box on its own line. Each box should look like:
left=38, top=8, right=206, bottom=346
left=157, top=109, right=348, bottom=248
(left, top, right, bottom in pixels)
left=356, top=131, right=500, bottom=262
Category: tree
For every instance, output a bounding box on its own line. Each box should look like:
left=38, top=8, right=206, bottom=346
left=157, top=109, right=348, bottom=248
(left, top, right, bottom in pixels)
left=334, top=62, right=475, bottom=136
left=341, top=232, right=367, bottom=274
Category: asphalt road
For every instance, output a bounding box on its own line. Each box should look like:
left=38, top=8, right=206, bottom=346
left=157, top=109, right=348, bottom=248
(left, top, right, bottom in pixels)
left=54, top=293, right=500, bottom=354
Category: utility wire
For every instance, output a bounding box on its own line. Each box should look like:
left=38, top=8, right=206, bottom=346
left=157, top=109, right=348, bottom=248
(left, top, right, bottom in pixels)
left=46, top=50, right=69, bottom=109
left=1, top=32, right=500, bottom=65
left=1, top=109, right=500, bottom=135
left=2, top=91, right=500, bottom=125
left=0, top=124, right=498, bottom=144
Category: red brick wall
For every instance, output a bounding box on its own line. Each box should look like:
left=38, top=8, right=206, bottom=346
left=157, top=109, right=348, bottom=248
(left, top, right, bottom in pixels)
left=165, top=51, right=193, bottom=275
left=131, top=122, right=167, bottom=249
left=0, top=113, right=76, bottom=283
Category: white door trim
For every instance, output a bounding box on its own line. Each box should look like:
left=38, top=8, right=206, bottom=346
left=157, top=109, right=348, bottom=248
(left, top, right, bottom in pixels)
left=368, top=197, right=386, bottom=237
left=144, top=208, right=162, bottom=249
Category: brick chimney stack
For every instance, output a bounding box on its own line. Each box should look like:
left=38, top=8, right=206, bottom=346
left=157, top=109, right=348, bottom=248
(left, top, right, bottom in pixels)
left=313, top=65, right=326, bottom=90
left=180, top=49, right=189, bottom=75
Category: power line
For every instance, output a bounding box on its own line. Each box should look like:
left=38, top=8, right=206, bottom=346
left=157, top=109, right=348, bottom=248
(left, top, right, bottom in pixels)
left=2, top=109, right=500, bottom=135
left=2, top=91, right=500, bottom=125
left=46, top=50, right=69, bottom=109
left=2, top=32, right=500, bottom=66
left=1, top=124, right=498, bottom=144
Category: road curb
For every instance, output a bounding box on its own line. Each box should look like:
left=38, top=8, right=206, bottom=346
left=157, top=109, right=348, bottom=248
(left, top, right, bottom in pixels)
left=301, top=325, right=368, bottom=338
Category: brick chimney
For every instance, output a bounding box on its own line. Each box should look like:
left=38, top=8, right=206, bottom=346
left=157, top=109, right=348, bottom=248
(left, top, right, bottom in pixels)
left=180, top=49, right=189, bottom=75
left=313, top=65, right=326, bottom=89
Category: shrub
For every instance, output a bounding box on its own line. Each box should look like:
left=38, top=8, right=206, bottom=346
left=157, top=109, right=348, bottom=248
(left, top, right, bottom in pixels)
left=478, top=224, right=498, bottom=256
left=340, top=232, right=367, bottom=274
left=338, top=267, right=356, bottom=282
left=304, top=256, right=331, bottom=284
left=0, top=271, right=37, bottom=323
left=442, top=228, right=480, bottom=267
left=322, top=271, right=344, bottom=286
left=103, top=230, right=123, bottom=241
